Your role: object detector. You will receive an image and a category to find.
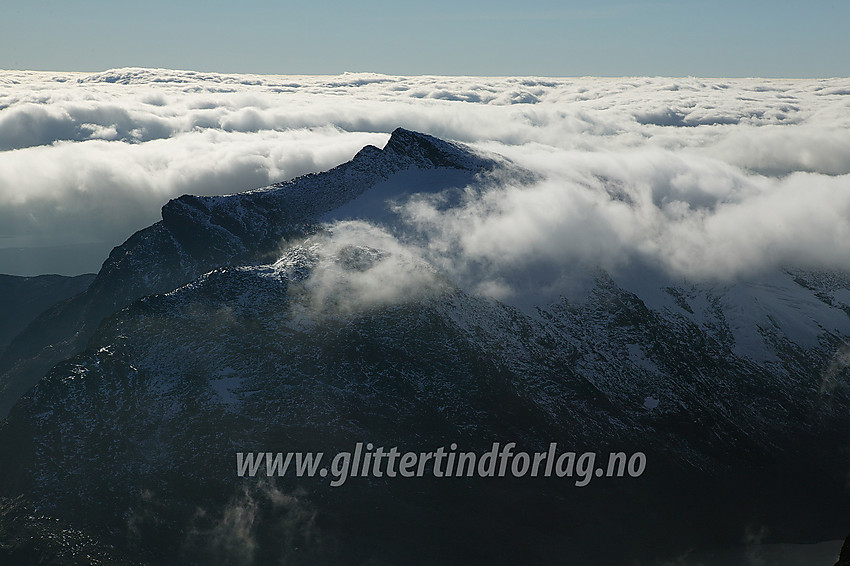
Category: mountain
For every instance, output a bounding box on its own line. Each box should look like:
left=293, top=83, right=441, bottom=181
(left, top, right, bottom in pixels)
left=0, top=128, right=506, bottom=418
left=0, top=273, right=95, bottom=355
left=0, top=129, right=848, bottom=565
left=837, top=536, right=850, bottom=566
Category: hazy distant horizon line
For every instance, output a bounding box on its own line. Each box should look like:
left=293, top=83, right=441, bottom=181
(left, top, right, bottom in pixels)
left=2, top=66, right=847, bottom=81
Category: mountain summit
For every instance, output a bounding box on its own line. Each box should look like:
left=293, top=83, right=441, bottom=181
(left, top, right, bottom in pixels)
left=0, top=129, right=500, bottom=419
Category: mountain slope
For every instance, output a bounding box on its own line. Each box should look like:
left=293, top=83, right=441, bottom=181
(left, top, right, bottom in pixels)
left=0, top=130, right=848, bottom=564
left=0, top=273, right=95, bottom=354
left=1, top=249, right=848, bottom=564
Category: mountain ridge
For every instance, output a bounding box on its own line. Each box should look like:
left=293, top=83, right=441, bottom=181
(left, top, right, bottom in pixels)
left=0, top=128, right=498, bottom=418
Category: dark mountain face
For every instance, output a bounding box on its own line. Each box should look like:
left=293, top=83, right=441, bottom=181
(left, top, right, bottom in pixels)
left=0, top=130, right=848, bottom=565
left=0, top=273, right=95, bottom=354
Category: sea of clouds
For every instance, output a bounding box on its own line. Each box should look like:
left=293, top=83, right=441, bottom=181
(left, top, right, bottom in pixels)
left=1, top=68, right=849, bottom=277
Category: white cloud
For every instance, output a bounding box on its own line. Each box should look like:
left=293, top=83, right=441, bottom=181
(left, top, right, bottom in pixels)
left=281, top=222, right=445, bottom=319
left=397, top=150, right=850, bottom=293
left=0, top=68, right=849, bottom=278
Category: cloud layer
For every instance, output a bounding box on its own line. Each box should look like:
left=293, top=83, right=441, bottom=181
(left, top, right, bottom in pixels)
left=398, top=147, right=850, bottom=292
left=1, top=68, right=849, bottom=276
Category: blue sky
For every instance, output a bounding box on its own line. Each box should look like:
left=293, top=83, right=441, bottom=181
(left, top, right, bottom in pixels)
left=1, top=1, right=848, bottom=77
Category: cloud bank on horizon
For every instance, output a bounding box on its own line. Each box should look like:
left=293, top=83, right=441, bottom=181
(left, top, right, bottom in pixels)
left=1, top=68, right=849, bottom=282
